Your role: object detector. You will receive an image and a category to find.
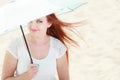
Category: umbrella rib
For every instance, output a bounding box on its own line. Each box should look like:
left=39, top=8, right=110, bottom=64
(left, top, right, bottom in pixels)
left=20, top=25, right=33, bottom=64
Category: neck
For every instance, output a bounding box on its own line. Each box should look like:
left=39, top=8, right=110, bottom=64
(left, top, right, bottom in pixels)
left=27, top=33, right=49, bottom=45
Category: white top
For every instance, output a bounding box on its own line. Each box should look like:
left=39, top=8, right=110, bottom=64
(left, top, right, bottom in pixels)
left=7, top=36, right=67, bottom=80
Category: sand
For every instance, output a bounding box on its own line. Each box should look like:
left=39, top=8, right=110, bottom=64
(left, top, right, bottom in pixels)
left=0, top=0, right=120, bottom=80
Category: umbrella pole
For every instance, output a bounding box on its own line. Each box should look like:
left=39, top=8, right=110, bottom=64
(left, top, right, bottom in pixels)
left=20, top=25, right=33, bottom=64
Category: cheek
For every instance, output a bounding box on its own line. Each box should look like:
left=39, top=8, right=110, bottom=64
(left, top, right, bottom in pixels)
left=40, top=23, right=51, bottom=28
left=36, top=24, right=48, bottom=31
left=27, top=25, right=31, bottom=30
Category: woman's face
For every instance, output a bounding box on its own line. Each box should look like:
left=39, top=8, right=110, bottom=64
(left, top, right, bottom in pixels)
left=28, top=16, right=51, bottom=33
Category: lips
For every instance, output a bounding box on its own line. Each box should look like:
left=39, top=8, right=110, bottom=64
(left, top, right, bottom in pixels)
left=31, top=29, right=39, bottom=32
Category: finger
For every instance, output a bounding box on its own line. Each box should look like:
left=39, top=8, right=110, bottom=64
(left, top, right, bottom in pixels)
left=30, top=66, right=39, bottom=71
left=29, top=64, right=38, bottom=68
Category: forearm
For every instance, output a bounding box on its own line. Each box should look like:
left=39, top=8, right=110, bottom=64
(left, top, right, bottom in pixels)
left=4, top=72, right=32, bottom=80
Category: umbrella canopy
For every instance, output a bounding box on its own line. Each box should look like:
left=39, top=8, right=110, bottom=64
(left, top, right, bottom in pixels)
left=48, top=0, right=86, bottom=15
left=0, top=0, right=86, bottom=35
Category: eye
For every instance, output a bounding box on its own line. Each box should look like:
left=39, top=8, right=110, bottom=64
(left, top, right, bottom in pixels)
left=36, top=19, right=43, bottom=23
left=29, top=21, right=32, bottom=23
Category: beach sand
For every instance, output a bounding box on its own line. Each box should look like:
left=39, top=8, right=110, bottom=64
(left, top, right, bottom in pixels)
left=1, top=0, right=120, bottom=80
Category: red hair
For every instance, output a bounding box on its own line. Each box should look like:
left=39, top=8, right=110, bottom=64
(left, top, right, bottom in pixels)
left=46, top=13, right=78, bottom=63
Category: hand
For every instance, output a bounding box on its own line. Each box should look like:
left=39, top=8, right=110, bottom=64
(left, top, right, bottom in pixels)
left=26, top=64, right=39, bottom=79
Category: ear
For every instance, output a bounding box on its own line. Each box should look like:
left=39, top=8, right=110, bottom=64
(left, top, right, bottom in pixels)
left=47, top=22, right=52, bottom=28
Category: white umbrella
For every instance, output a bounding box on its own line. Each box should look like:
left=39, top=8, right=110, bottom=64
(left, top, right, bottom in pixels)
left=0, top=0, right=86, bottom=63
left=0, top=0, right=86, bottom=35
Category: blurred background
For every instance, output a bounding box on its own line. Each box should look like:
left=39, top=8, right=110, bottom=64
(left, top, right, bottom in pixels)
left=0, top=0, right=120, bottom=80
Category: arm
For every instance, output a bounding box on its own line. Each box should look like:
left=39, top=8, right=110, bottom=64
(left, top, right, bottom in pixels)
left=1, top=51, right=38, bottom=80
left=56, top=52, right=70, bottom=80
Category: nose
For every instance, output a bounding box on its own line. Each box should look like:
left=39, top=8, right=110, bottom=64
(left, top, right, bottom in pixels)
left=30, top=21, right=38, bottom=28
left=31, top=21, right=37, bottom=25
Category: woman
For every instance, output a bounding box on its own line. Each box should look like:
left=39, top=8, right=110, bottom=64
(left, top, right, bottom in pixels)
left=1, top=13, right=78, bottom=80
